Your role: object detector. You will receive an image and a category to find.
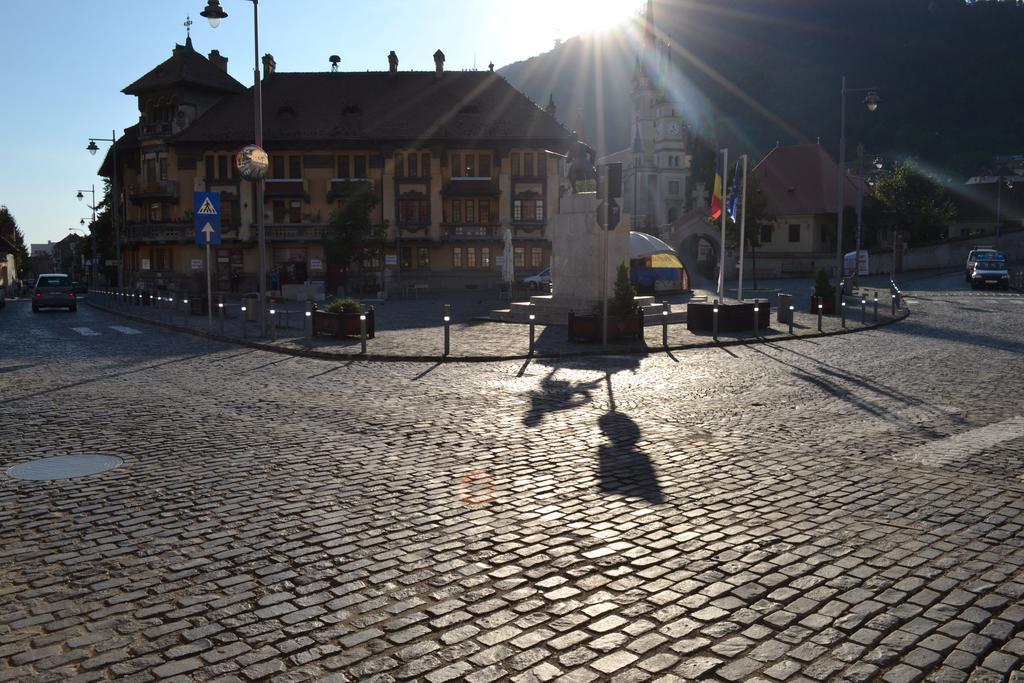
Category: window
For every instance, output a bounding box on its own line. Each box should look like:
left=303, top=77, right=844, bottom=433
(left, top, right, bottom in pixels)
left=512, top=200, right=522, bottom=221
left=511, top=152, right=521, bottom=177
left=481, top=247, right=491, bottom=268
left=531, top=247, right=543, bottom=268
left=399, top=199, right=429, bottom=225
left=466, top=247, right=477, bottom=268
left=159, top=156, right=168, bottom=181
left=465, top=154, right=475, bottom=177
left=537, top=154, right=546, bottom=177
left=789, top=224, right=801, bottom=242
left=153, top=247, right=171, bottom=271
left=668, top=181, right=680, bottom=196
left=760, top=224, right=772, bottom=243
left=523, top=152, right=534, bottom=177
left=394, top=153, right=404, bottom=177
left=407, top=152, right=418, bottom=178
left=353, top=155, right=367, bottom=178
left=422, top=152, right=431, bottom=177
left=478, top=200, right=490, bottom=224
left=272, top=200, right=301, bottom=223
left=417, top=247, right=430, bottom=268
left=273, top=200, right=285, bottom=223
left=148, top=202, right=162, bottom=222
left=337, top=155, right=350, bottom=178
left=479, top=155, right=491, bottom=178
left=218, top=155, right=229, bottom=181
left=453, top=247, right=463, bottom=267
left=534, top=200, right=544, bottom=221
left=272, top=155, right=285, bottom=178
left=289, top=156, right=302, bottom=179
left=401, top=247, right=412, bottom=270
left=514, top=247, right=525, bottom=267
left=451, top=200, right=461, bottom=223
left=465, top=201, right=475, bottom=223
left=451, top=153, right=461, bottom=177
left=205, top=155, right=215, bottom=181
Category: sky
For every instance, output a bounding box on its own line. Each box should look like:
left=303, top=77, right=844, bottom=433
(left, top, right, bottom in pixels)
left=0, top=0, right=644, bottom=249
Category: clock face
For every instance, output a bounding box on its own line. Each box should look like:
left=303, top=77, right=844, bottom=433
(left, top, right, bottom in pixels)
left=669, top=123, right=680, bottom=136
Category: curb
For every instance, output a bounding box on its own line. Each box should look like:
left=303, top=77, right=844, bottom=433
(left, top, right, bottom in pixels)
left=86, top=300, right=911, bottom=364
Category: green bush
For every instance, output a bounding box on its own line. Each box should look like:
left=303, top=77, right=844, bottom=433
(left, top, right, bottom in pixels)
left=325, top=297, right=361, bottom=314
left=592, top=262, right=638, bottom=317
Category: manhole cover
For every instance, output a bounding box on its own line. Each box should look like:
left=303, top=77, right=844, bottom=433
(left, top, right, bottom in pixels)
left=6, top=454, right=124, bottom=481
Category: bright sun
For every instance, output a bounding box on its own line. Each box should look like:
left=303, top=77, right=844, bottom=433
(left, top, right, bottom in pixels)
left=551, top=0, right=644, bottom=38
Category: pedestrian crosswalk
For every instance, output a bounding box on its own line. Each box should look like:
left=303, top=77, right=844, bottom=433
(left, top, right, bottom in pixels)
left=70, top=326, right=143, bottom=337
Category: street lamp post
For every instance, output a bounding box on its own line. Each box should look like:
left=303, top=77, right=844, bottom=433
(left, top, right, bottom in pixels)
left=87, top=133, right=122, bottom=290
left=995, top=174, right=1014, bottom=247
left=75, top=186, right=99, bottom=285
left=202, top=0, right=268, bottom=336
left=834, top=76, right=880, bottom=312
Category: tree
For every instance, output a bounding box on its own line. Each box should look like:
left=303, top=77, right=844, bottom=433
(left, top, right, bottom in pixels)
left=0, top=205, right=29, bottom=279
left=324, top=186, right=387, bottom=286
left=872, top=162, right=955, bottom=244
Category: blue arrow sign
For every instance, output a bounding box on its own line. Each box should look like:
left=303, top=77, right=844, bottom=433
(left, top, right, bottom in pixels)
left=194, top=192, right=221, bottom=246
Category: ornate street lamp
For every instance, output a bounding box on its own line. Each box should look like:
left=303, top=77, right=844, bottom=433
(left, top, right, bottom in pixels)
left=75, top=186, right=99, bottom=285
left=86, top=134, right=122, bottom=289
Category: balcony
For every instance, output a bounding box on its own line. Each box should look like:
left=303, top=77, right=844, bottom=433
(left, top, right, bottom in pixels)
left=126, top=224, right=192, bottom=244
left=266, top=223, right=328, bottom=241
left=512, top=221, right=547, bottom=237
left=265, top=179, right=307, bottom=198
left=442, top=225, right=499, bottom=240
left=327, top=178, right=373, bottom=200
left=442, top=178, right=499, bottom=197
left=128, top=180, right=179, bottom=203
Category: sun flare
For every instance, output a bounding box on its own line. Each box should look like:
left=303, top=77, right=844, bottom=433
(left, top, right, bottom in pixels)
left=549, top=0, right=645, bottom=38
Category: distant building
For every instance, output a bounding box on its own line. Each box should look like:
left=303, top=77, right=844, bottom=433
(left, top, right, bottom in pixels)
left=97, top=37, right=570, bottom=296
left=599, top=0, right=691, bottom=231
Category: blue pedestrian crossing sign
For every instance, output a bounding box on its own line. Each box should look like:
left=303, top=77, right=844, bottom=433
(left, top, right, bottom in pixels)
left=194, top=192, right=221, bottom=246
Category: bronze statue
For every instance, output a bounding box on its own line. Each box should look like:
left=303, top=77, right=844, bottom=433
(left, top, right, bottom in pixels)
left=566, top=136, right=597, bottom=194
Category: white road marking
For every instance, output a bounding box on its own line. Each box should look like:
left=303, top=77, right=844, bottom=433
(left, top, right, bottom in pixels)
left=71, top=327, right=101, bottom=337
left=109, top=326, right=141, bottom=335
left=892, top=415, right=1024, bottom=469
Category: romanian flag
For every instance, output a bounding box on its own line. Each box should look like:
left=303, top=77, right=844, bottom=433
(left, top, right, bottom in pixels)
left=710, top=152, right=724, bottom=220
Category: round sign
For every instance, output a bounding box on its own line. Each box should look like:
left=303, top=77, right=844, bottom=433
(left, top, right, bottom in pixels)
left=236, top=144, right=269, bottom=181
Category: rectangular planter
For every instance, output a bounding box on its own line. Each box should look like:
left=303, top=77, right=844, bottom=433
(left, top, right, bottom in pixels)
left=568, top=310, right=644, bottom=342
left=313, top=307, right=375, bottom=338
left=686, top=301, right=771, bottom=333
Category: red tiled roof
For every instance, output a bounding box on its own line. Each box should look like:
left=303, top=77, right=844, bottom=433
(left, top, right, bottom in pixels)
left=122, top=38, right=246, bottom=96
left=752, top=144, right=861, bottom=216
left=173, top=71, right=569, bottom=147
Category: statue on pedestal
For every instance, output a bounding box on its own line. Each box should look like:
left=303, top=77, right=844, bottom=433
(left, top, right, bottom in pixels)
left=566, top=137, right=597, bottom=194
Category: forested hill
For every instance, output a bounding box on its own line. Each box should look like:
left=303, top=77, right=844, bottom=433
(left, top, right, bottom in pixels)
left=499, top=0, right=1024, bottom=180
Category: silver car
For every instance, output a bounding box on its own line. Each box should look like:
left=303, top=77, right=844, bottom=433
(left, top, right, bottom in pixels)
left=32, top=273, right=77, bottom=312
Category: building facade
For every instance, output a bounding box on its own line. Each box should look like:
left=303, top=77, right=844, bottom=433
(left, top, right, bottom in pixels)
left=100, top=39, right=569, bottom=297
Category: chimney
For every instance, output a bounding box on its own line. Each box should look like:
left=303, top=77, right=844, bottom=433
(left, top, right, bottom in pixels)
left=433, top=49, right=445, bottom=79
left=388, top=50, right=399, bottom=76
left=208, top=49, right=228, bottom=72
left=262, top=53, right=276, bottom=77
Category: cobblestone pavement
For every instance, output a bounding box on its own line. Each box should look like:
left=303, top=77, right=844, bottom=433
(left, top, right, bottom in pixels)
left=1, top=277, right=1023, bottom=682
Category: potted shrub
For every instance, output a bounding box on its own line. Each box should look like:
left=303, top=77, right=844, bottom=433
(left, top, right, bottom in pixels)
left=810, top=268, right=835, bottom=314
left=313, top=298, right=375, bottom=338
left=568, top=262, right=644, bottom=341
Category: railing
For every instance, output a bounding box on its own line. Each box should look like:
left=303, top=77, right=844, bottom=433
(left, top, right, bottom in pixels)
left=443, top=225, right=498, bottom=240
left=266, top=223, right=328, bottom=241
left=265, top=179, right=306, bottom=197
left=327, top=178, right=373, bottom=199
left=128, top=180, right=179, bottom=201
left=126, top=224, right=192, bottom=243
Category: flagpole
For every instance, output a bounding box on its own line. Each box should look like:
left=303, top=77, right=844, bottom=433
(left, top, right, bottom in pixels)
left=737, top=154, right=748, bottom=301
left=718, top=148, right=728, bottom=301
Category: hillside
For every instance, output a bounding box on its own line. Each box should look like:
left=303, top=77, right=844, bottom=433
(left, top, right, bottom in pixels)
left=499, top=0, right=1024, bottom=180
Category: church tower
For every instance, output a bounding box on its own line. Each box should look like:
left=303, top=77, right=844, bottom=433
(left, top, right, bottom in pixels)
left=626, top=0, right=691, bottom=231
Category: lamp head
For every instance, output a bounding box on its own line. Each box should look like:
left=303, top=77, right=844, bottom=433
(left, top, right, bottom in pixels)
left=864, top=91, right=881, bottom=112
left=80, top=219, right=85, bottom=226
left=200, top=0, right=228, bottom=27
left=86, top=140, right=99, bottom=156
left=76, top=191, right=84, bottom=201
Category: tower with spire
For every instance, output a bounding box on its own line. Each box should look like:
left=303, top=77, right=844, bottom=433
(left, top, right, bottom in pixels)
left=620, top=0, right=691, bottom=231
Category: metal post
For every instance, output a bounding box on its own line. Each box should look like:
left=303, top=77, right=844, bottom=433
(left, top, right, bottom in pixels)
left=528, top=313, right=536, bottom=355
left=240, top=304, right=247, bottom=338
left=834, top=77, right=847, bottom=314
left=218, top=297, right=225, bottom=334
left=788, top=305, right=794, bottom=335
left=360, top=308, right=367, bottom=354
left=712, top=300, right=719, bottom=342
left=662, top=303, right=669, bottom=348
left=305, top=300, right=313, bottom=344
left=861, top=298, right=867, bottom=324
left=891, top=294, right=896, bottom=316
left=206, top=242, right=213, bottom=328
left=252, top=0, right=268, bottom=338
left=443, top=304, right=451, bottom=357
left=737, top=154, right=748, bottom=301
left=718, top=149, right=728, bottom=301
left=183, top=298, right=189, bottom=325
left=601, top=170, right=610, bottom=350
left=270, top=307, right=277, bottom=341
left=752, top=302, right=759, bottom=337
left=873, top=294, right=878, bottom=321
left=817, top=303, right=823, bottom=331
left=841, top=300, right=846, bottom=328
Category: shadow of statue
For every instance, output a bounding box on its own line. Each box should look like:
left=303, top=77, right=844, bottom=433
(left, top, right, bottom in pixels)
left=598, top=411, right=664, bottom=504
left=523, top=368, right=603, bottom=427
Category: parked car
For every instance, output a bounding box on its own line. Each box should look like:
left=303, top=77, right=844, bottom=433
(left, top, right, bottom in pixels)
left=32, top=273, right=77, bottom=312
left=522, top=267, right=551, bottom=291
left=965, top=246, right=1002, bottom=281
left=970, top=260, right=1010, bottom=290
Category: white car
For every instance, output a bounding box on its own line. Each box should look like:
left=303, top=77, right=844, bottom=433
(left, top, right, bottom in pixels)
left=522, top=267, right=551, bottom=291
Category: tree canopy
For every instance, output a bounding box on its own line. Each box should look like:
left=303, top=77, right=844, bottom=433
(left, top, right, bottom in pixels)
left=872, top=163, right=956, bottom=243
left=324, top=186, right=386, bottom=271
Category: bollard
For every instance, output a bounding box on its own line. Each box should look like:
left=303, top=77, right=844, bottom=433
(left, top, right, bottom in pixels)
left=218, top=298, right=225, bottom=333
left=662, top=303, right=669, bottom=348
left=270, top=308, right=277, bottom=341
left=841, top=300, right=847, bottom=328
left=788, top=305, right=794, bottom=335
left=891, top=294, right=896, bottom=315
left=817, top=303, right=823, bottom=331
left=443, top=311, right=451, bottom=357
left=712, top=300, right=719, bottom=341
left=183, top=298, right=189, bottom=324
left=873, top=294, right=878, bottom=321
left=305, top=300, right=314, bottom=344
left=752, top=302, right=760, bottom=337
left=168, top=297, right=175, bottom=322
left=360, top=309, right=368, bottom=354
left=240, top=305, right=247, bottom=338
left=861, top=298, right=867, bottom=324
left=528, top=313, right=536, bottom=355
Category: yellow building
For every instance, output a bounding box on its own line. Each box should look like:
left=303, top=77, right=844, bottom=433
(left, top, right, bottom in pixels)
left=100, top=39, right=569, bottom=297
